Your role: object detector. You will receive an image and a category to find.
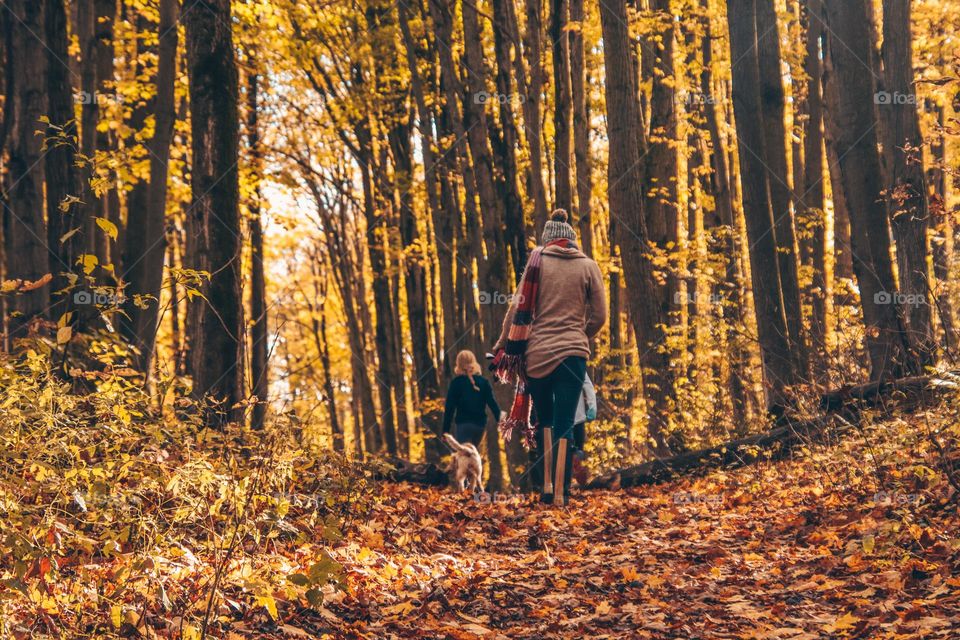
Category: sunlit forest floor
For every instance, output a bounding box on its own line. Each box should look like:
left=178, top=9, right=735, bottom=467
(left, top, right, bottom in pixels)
left=3, top=366, right=958, bottom=639
left=232, top=418, right=959, bottom=639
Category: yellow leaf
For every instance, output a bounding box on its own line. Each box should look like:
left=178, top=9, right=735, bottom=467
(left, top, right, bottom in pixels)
left=862, top=535, right=875, bottom=554
left=824, top=612, right=860, bottom=632
left=95, top=217, right=118, bottom=240
left=110, top=605, right=122, bottom=629
left=257, top=595, right=278, bottom=620
left=56, top=326, right=72, bottom=345
left=77, top=254, right=99, bottom=274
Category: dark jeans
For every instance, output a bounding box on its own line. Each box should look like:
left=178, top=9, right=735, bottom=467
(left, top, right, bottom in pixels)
left=454, top=422, right=485, bottom=447
left=528, top=357, right=586, bottom=494
left=573, top=422, right=585, bottom=451
left=527, top=356, right=587, bottom=441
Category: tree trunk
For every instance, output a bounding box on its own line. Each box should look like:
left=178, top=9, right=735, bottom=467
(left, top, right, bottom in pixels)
left=93, top=0, right=118, bottom=268
left=550, top=0, right=572, bottom=213
left=184, top=0, right=244, bottom=426
left=821, top=0, right=916, bottom=380
left=756, top=0, right=807, bottom=376
left=928, top=104, right=955, bottom=348
left=44, top=0, right=82, bottom=322
left=4, top=0, right=49, bottom=339
left=451, top=0, right=509, bottom=488
left=800, top=0, right=829, bottom=371
left=247, top=70, right=269, bottom=430
left=523, top=0, right=549, bottom=232
left=491, top=0, right=528, bottom=281
left=600, top=0, right=673, bottom=458
left=699, top=7, right=749, bottom=426
left=569, top=0, right=593, bottom=258
left=879, top=0, right=935, bottom=365
left=120, top=0, right=178, bottom=372
left=727, top=0, right=798, bottom=408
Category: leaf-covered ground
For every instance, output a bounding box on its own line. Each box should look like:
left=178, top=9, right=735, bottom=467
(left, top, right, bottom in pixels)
left=226, top=416, right=960, bottom=639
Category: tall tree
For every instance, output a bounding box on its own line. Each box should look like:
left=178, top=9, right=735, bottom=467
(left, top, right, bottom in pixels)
left=3, top=0, right=50, bottom=339
left=799, top=0, right=829, bottom=369
left=600, top=0, right=674, bottom=457
left=821, top=0, right=917, bottom=379
left=569, top=0, right=593, bottom=257
left=550, top=0, right=572, bottom=213
left=44, top=0, right=82, bottom=321
left=184, top=0, right=244, bottom=425
left=880, top=0, right=935, bottom=365
left=121, top=0, right=179, bottom=372
left=727, top=0, right=799, bottom=408
left=756, top=0, right=807, bottom=375
left=247, top=68, right=269, bottom=430
left=522, top=0, right=549, bottom=232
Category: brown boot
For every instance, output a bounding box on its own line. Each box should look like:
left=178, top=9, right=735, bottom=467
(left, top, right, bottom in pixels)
left=554, top=438, right=569, bottom=507
left=541, top=428, right=554, bottom=504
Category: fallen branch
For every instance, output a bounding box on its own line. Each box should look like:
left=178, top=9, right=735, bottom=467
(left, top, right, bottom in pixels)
left=587, top=371, right=960, bottom=490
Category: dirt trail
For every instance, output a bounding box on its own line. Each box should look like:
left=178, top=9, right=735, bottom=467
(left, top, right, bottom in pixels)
left=260, top=437, right=960, bottom=639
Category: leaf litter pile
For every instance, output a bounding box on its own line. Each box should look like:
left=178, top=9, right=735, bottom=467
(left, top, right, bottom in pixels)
left=268, top=417, right=960, bottom=639
left=4, top=408, right=959, bottom=639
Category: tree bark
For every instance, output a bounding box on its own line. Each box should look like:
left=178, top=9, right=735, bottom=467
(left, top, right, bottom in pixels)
left=247, top=69, right=269, bottom=430
left=800, top=0, right=829, bottom=371
left=600, top=0, right=673, bottom=458
left=821, top=0, right=916, bottom=380
left=550, top=0, right=572, bottom=213
left=756, top=0, right=807, bottom=376
left=522, top=0, right=549, bottom=232
left=4, top=0, right=49, bottom=339
left=727, top=0, right=798, bottom=408
left=569, top=0, right=593, bottom=258
left=120, top=0, right=178, bottom=373
left=44, top=0, right=82, bottom=322
left=93, top=0, right=118, bottom=268
left=879, top=0, right=935, bottom=365
left=184, top=0, right=244, bottom=426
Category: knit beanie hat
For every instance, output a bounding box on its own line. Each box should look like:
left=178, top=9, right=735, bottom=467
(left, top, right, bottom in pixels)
left=541, top=209, right=577, bottom=245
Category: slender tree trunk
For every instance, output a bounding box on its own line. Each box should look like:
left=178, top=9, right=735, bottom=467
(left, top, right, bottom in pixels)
left=824, top=122, right=854, bottom=282
left=550, top=0, right=572, bottom=213
left=121, top=0, right=178, bottom=372
left=600, top=0, right=673, bottom=458
left=247, top=70, right=269, bottom=430
left=928, top=104, right=955, bottom=348
left=93, top=0, right=118, bottom=268
left=523, top=0, right=550, bottom=232
left=645, top=0, right=681, bottom=396
left=727, top=0, right=799, bottom=408
left=44, top=0, right=81, bottom=323
left=801, top=0, right=829, bottom=371
left=700, top=9, right=748, bottom=426
left=491, top=0, right=528, bottom=281
left=821, top=0, right=916, bottom=379
left=4, top=0, right=49, bottom=339
left=756, top=0, right=807, bottom=376
left=879, top=0, right=935, bottom=365
left=569, top=0, right=593, bottom=258
left=184, top=0, right=244, bottom=426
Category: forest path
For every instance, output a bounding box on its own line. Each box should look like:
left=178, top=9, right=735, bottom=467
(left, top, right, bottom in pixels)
left=260, top=433, right=960, bottom=639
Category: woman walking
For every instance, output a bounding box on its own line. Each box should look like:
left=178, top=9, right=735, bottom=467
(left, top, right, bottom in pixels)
left=442, top=350, right=502, bottom=447
left=491, top=210, right=607, bottom=505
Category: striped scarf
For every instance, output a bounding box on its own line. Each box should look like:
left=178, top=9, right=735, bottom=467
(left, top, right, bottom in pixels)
left=492, top=238, right=573, bottom=447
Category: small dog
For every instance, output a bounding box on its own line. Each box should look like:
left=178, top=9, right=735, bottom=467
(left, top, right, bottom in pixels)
left=442, top=433, right=484, bottom=493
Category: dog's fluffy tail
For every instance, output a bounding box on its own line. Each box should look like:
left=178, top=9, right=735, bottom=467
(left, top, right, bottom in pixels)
left=443, top=433, right=471, bottom=454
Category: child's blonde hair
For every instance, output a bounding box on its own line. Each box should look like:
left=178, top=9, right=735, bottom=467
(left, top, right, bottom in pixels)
left=454, top=350, right=482, bottom=391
